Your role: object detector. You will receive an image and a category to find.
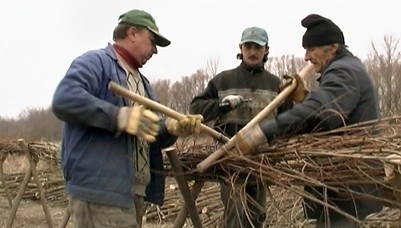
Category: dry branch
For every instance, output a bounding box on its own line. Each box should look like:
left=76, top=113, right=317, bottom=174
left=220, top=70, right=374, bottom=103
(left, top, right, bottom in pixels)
left=1, top=116, right=401, bottom=226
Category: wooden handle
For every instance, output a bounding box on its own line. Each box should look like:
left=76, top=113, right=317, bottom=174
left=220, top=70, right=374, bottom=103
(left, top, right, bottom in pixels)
left=108, top=82, right=230, bottom=143
left=196, top=62, right=314, bottom=172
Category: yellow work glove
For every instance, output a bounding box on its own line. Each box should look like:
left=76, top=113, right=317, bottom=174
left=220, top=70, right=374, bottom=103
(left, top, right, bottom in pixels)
left=165, top=114, right=204, bottom=137
left=117, top=106, right=160, bottom=142
left=280, top=73, right=309, bottom=103
left=234, top=125, right=268, bottom=155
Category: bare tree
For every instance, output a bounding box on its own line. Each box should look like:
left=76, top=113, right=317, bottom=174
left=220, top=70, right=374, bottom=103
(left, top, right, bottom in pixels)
left=151, top=79, right=171, bottom=107
left=164, top=58, right=220, bottom=114
left=266, top=55, right=318, bottom=89
left=364, top=35, right=401, bottom=116
left=0, top=107, right=62, bottom=141
left=205, top=57, right=220, bottom=78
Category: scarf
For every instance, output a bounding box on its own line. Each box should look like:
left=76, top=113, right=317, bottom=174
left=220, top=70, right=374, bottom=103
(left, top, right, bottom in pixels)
left=113, top=44, right=142, bottom=69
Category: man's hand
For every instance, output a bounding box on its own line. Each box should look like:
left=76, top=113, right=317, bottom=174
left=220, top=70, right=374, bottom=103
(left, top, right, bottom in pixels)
left=221, top=95, right=245, bottom=109
left=280, top=74, right=309, bottom=103
left=166, top=114, right=204, bottom=137
left=117, top=106, right=160, bottom=142
left=234, top=125, right=268, bottom=155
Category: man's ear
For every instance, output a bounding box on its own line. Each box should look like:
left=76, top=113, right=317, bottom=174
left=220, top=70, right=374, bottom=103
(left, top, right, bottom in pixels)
left=331, top=43, right=339, bottom=54
left=263, top=45, right=269, bottom=62
left=265, top=45, right=270, bottom=55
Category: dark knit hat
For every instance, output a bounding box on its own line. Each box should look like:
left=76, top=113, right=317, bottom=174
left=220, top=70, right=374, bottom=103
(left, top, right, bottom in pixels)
left=301, top=14, right=345, bottom=47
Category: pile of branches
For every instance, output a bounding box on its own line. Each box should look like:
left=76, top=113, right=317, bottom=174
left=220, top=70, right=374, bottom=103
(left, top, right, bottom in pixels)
left=27, top=141, right=61, bottom=167
left=144, top=178, right=224, bottom=227
left=168, top=116, right=401, bottom=186
left=163, top=116, right=401, bottom=225
left=166, top=117, right=401, bottom=186
left=0, top=170, right=67, bottom=206
left=0, top=140, right=66, bottom=205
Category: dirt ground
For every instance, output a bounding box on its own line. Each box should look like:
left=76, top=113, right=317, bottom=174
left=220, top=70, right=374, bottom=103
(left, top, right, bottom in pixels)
left=1, top=150, right=401, bottom=227
left=0, top=195, right=69, bottom=228
left=0, top=154, right=176, bottom=228
left=0, top=195, right=180, bottom=228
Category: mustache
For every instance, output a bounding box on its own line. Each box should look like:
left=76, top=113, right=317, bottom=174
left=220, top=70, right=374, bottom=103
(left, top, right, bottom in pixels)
left=247, top=55, right=259, bottom=60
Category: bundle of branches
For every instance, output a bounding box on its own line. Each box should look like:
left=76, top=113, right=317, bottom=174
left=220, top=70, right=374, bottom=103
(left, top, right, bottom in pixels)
left=27, top=141, right=61, bottom=166
left=0, top=170, right=67, bottom=205
left=0, top=140, right=61, bottom=165
left=0, top=139, right=23, bottom=157
left=144, top=177, right=224, bottom=227
left=0, top=140, right=65, bottom=205
left=164, top=116, right=401, bottom=213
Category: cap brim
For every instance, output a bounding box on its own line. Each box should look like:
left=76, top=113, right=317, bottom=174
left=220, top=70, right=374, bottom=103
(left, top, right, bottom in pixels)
left=240, top=39, right=266, bottom=46
left=148, top=27, right=171, bottom=47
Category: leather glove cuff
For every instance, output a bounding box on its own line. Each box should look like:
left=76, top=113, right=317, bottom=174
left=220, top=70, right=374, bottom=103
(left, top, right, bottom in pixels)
left=235, top=125, right=267, bottom=155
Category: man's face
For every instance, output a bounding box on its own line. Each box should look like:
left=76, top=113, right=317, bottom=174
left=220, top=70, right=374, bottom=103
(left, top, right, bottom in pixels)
left=304, top=45, right=336, bottom=73
left=128, top=27, right=158, bottom=66
left=240, top=42, right=267, bottom=67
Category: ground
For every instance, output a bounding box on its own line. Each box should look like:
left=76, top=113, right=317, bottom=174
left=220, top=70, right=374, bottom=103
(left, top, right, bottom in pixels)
left=0, top=195, right=176, bottom=228
left=1, top=149, right=401, bottom=227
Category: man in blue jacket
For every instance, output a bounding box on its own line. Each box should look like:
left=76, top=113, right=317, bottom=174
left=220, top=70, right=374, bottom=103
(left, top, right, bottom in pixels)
left=52, top=9, right=202, bottom=228
left=233, top=14, right=383, bottom=227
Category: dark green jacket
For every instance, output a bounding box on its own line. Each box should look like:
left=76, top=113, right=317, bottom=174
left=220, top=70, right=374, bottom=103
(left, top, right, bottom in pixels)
left=190, top=62, right=292, bottom=137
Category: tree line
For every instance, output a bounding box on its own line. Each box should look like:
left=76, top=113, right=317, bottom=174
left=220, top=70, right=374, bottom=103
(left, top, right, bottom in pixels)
left=1, top=36, right=399, bottom=141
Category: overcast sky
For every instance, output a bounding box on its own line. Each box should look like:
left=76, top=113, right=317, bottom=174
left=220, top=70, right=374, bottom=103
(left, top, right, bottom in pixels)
left=0, top=0, right=400, bottom=118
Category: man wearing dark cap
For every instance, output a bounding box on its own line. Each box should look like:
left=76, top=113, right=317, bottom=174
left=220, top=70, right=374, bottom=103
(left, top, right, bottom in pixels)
left=52, top=9, right=203, bottom=227
left=190, top=26, right=292, bottom=228
left=231, top=14, right=383, bottom=227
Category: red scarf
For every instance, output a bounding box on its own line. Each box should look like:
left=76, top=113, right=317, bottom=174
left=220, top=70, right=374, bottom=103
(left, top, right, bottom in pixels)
left=113, top=44, right=142, bottom=69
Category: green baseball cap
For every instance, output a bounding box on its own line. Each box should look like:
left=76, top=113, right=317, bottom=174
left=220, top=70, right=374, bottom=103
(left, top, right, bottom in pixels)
left=118, top=9, right=171, bottom=47
left=240, top=27, right=268, bottom=46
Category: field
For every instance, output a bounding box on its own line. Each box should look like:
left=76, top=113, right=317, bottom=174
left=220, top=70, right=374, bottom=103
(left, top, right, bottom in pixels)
left=1, top=147, right=401, bottom=227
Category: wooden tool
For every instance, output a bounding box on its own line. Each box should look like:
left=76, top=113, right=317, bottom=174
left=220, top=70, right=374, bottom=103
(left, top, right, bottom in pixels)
left=108, top=81, right=230, bottom=143
left=196, top=62, right=315, bottom=173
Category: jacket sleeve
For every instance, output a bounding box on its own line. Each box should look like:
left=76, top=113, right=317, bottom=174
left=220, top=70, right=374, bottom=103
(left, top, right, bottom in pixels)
left=260, top=67, right=360, bottom=142
left=52, top=51, right=120, bottom=132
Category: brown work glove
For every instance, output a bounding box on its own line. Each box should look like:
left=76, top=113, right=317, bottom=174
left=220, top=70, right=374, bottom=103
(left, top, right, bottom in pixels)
left=117, top=106, right=160, bottom=142
left=280, top=74, right=309, bottom=103
left=234, top=125, right=268, bottom=155
left=165, top=114, right=204, bottom=137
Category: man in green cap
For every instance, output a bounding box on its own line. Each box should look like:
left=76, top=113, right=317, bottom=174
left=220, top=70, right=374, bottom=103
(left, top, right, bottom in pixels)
left=190, top=26, right=292, bottom=228
left=52, top=9, right=203, bottom=227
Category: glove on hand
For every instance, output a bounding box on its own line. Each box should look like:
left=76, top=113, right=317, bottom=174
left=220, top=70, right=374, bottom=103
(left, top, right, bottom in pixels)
left=166, top=114, right=204, bottom=137
left=234, top=125, right=268, bottom=155
left=222, top=95, right=245, bottom=109
left=117, top=106, right=160, bottom=142
left=280, top=74, right=309, bottom=103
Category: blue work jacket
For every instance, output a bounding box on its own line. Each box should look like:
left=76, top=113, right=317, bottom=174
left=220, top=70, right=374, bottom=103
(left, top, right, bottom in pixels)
left=52, top=43, right=176, bottom=208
